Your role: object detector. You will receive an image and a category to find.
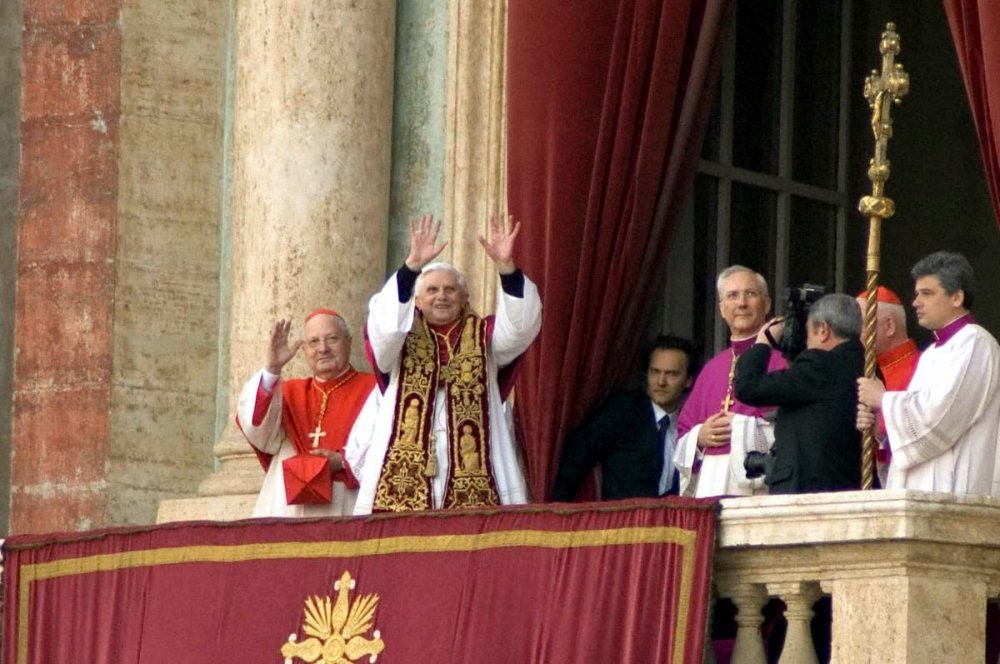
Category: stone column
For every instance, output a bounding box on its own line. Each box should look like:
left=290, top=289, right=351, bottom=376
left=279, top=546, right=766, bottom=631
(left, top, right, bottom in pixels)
left=443, top=0, right=508, bottom=313
left=769, top=581, right=821, bottom=664
left=158, top=0, right=394, bottom=522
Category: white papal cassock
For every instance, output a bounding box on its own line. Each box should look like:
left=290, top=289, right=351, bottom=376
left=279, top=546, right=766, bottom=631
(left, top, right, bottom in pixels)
left=349, top=270, right=542, bottom=514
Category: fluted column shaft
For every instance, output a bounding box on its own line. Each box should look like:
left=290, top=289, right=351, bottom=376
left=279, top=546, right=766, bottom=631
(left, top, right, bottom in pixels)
left=164, top=0, right=394, bottom=517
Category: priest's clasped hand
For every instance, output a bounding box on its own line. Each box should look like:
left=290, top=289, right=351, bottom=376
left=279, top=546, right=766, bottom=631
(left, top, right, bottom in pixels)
left=856, top=377, right=885, bottom=409
left=856, top=403, right=876, bottom=434
left=309, top=448, right=345, bottom=473
left=697, top=411, right=734, bottom=450
left=856, top=376, right=886, bottom=434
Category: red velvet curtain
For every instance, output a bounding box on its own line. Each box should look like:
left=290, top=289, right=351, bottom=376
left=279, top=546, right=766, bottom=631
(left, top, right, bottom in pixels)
left=943, top=1, right=1000, bottom=229
left=945, top=8, right=1000, bottom=663
left=507, top=0, right=731, bottom=500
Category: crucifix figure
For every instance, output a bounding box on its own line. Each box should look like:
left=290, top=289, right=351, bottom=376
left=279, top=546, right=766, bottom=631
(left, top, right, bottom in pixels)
left=307, top=424, right=326, bottom=449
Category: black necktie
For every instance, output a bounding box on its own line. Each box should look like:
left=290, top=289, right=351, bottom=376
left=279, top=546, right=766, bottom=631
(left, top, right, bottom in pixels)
left=657, top=414, right=670, bottom=444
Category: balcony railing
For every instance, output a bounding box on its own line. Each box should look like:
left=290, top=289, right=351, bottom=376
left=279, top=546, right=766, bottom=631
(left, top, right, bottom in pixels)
left=715, top=490, right=1000, bottom=664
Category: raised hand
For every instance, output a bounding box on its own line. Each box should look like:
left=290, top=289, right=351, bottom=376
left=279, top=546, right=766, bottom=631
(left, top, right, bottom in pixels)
left=405, top=214, right=448, bottom=271
left=478, top=213, right=521, bottom=274
left=266, top=319, right=303, bottom=374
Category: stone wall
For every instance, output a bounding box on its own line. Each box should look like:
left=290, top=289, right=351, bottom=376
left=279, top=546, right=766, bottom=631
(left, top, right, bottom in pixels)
left=0, top=0, right=21, bottom=535
left=10, top=0, right=230, bottom=533
left=387, top=0, right=449, bottom=273
left=109, top=0, right=230, bottom=524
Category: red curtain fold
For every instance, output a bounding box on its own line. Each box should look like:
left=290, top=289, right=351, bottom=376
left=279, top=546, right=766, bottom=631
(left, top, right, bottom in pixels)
left=507, top=0, right=731, bottom=500
left=943, top=1, right=1000, bottom=229
left=3, top=500, right=718, bottom=663
left=945, top=11, right=1000, bottom=664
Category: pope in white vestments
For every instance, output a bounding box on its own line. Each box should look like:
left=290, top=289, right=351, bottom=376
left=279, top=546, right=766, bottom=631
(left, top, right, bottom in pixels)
left=859, top=251, right=1000, bottom=496
left=349, top=214, right=542, bottom=514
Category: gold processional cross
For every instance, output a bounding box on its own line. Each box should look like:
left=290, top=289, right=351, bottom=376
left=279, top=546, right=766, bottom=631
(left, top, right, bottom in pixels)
left=858, top=22, right=909, bottom=490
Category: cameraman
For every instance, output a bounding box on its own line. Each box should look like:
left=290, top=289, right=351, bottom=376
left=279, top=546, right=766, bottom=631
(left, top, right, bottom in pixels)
left=734, top=293, right=865, bottom=494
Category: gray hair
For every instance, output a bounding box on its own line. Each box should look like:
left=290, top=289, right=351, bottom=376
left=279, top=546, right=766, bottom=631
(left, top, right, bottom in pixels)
left=854, top=296, right=906, bottom=331
left=809, top=294, right=862, bottom=339
left=910, top=251, right=975, bottom=310
left=416, top=262, right=470, bottom=297
left=716, top=265, right=769, bottom=300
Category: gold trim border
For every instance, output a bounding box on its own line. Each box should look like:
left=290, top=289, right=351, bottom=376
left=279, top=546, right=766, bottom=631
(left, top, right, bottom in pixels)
left=16, top=525, right=703, bottom=663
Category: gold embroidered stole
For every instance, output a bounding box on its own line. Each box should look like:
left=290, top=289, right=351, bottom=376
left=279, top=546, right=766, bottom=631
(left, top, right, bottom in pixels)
left=372, top=313, right=499, bottom=511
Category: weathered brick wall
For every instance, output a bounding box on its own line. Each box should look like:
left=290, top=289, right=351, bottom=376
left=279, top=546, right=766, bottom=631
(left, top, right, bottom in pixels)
left=13, top=0, right=121, bottom=534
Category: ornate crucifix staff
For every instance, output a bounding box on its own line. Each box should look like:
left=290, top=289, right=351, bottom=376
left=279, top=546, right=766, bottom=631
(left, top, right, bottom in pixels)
left=858, top=23, right=909, bottom=490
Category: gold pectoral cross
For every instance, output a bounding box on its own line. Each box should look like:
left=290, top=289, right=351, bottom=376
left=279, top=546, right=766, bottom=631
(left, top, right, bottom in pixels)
left=722, top=349, right=738, bottom=413
left=308, top=424, right=326, bottom=449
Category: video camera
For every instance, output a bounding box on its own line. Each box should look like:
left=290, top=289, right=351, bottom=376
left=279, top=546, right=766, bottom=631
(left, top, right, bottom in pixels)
left=777, top=283, right=826, bottom=360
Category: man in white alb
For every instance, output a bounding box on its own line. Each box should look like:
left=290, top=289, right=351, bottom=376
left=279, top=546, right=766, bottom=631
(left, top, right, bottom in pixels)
left=858, top=251, right=1000, bottom=495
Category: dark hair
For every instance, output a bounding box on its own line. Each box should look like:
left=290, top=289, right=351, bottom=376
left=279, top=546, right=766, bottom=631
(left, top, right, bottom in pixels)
left=910, top=251, right=975, bottom=310
left=645, top=334, right=700, bottom=380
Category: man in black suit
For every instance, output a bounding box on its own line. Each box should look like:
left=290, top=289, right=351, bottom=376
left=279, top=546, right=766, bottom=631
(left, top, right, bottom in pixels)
left=552, top=335, right=698, bottom=501
left=734, top=293, right=864, bottom=494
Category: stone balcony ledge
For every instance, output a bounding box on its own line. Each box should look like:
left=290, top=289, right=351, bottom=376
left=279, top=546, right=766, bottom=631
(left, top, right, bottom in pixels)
left=714, top=490, right=1000, bottom=664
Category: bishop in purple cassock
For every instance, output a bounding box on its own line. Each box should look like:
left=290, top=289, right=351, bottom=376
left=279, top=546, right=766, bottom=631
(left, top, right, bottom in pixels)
left=673, top=267, right=787, bottom=497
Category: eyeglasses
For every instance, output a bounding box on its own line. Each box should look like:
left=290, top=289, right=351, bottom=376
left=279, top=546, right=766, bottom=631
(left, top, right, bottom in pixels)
left=306, top=335, right=343, bottom=350
left=722, top=289, right=763, bottom=302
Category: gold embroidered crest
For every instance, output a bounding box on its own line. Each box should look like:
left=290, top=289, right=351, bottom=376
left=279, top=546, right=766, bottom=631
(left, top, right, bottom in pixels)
left=281, top=570, right=385, bottom=663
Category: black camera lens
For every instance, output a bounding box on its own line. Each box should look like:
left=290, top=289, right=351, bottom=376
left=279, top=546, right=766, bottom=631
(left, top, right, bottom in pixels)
left=744, top=450, right=769, bottom=480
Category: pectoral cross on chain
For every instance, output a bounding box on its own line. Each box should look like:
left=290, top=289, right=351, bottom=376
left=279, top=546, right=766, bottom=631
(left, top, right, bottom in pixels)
left=721, top=390, right=735, bottom=414
left=308, top=424, right=326, bottom=449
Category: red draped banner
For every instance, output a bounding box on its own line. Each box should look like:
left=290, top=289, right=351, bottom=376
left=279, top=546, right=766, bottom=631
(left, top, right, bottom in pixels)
left=3, top=500, right=717, bottom=663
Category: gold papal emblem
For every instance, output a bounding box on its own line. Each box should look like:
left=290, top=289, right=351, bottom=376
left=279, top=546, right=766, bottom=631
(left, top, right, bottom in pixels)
left=281, top=570, right=386, bottom=663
